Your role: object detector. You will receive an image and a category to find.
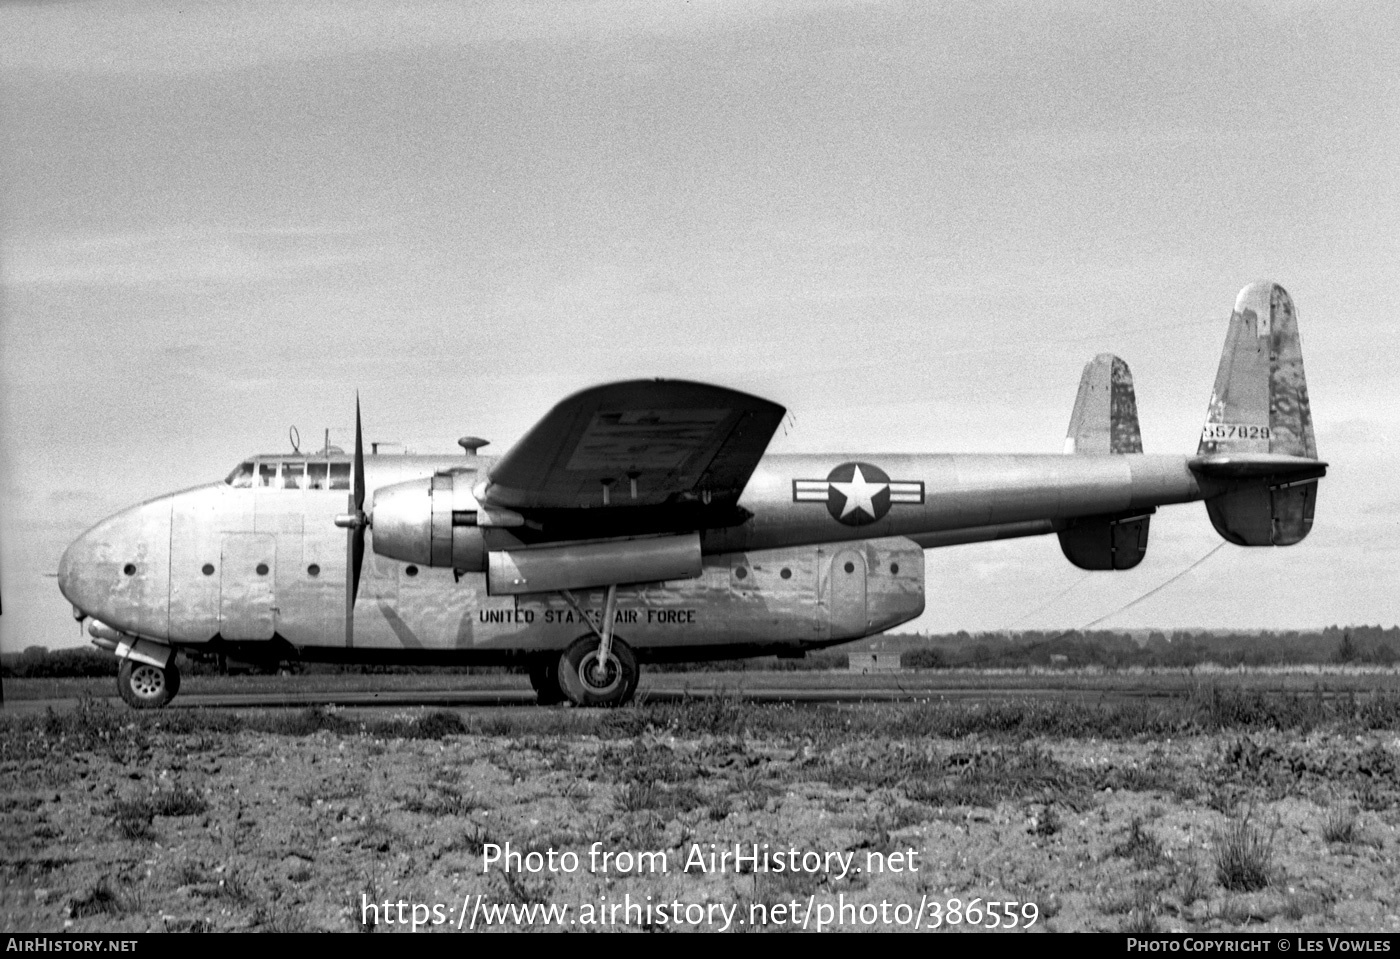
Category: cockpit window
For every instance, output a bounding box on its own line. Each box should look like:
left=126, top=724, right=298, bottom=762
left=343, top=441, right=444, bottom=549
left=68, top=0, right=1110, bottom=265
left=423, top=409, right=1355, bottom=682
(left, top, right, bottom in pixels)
left=232, top=458, right=342, bottom=489
left=281, top=461, right=305, bottom=490
left=226, top=462, right=255, bottom=487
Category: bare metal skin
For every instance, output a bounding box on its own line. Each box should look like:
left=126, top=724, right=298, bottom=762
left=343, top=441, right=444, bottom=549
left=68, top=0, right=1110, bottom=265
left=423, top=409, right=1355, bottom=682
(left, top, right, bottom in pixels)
left=58, top=282, right=1324, bottom=707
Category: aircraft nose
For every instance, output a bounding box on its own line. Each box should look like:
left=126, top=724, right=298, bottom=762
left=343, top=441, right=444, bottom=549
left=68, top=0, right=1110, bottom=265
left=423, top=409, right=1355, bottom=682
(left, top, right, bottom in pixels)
left=57, top=534, right=90, bottom=612
left=57, top=499, right=172, bottom=639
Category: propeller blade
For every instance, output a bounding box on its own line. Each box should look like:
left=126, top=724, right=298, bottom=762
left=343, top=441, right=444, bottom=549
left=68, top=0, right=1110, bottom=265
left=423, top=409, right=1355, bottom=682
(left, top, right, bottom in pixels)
left=344, top=394, right=367, bottom=648
left=353, top=394, right=365, bottom=513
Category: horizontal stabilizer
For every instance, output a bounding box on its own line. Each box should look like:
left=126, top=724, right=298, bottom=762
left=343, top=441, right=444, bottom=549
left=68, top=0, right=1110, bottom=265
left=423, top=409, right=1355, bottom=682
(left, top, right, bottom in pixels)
left=1189, top=453, right=1326, bottom=480
left=1066, top=354, right=1142, bottom=455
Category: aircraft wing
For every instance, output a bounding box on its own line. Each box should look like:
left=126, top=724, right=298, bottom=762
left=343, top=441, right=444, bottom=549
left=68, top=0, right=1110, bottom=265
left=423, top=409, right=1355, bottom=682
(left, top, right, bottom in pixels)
left=480, top=380, right=786, bottom=513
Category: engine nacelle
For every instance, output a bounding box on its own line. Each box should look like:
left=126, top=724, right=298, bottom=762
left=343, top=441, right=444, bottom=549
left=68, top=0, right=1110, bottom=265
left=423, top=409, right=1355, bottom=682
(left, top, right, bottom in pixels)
left=487, top=533, right=702, bottom=596
left=370, top=471, right=488, bottom=571
left=370, top=473, right=704, bottom=596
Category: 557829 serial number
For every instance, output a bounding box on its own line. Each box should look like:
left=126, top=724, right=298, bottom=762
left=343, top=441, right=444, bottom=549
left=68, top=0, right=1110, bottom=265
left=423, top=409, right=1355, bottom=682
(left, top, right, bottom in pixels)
left=1201, top=423, right=1271, bottom=440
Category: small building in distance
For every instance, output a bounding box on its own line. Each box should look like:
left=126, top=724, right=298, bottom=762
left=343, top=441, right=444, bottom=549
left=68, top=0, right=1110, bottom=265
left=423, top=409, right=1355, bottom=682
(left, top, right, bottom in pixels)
left=848, top=651, right=902, bottom=673
left=845, top=635, right=912, bottom=674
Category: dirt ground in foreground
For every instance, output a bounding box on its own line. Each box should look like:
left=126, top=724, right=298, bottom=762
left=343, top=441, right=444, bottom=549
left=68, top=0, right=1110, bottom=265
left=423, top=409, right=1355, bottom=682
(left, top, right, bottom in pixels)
left=2, top=707, right=1398, bottom=933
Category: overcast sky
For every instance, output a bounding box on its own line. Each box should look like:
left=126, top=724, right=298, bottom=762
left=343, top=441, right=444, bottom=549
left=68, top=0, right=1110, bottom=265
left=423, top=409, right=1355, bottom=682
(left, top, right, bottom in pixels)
left=2, top=0, right=1396, bottom=652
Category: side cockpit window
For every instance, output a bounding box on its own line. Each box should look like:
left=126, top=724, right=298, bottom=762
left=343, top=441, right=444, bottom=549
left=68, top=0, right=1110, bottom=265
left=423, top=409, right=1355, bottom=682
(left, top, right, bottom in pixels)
left=281, top=461, right=305, bottom=489
left=258, top=462, right=278, bottom=488
left=307, top=462, right=330, bottom=490
left=329, top=462, right=351, bottom=490
left=226, top=461, right=255, bottom=488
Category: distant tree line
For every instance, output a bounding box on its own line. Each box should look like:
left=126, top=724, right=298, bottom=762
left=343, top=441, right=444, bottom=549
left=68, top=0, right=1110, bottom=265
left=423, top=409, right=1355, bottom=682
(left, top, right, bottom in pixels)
left=3, top=646, right=116, bottom=678
left=3, top=627, right=1396, bottom=677
left=898, top=626, right=1400, bottom=670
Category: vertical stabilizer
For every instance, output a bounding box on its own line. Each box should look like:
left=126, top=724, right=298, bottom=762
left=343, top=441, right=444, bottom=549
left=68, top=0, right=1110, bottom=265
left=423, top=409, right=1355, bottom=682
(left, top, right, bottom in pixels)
left=1199, top=281, right=1316, bottom=458
left=1065, top=353, right=1142, bottom=454
left=1195, top=281, right=1321, bottom=546
left=1059, top=354, right=1150, bottom=569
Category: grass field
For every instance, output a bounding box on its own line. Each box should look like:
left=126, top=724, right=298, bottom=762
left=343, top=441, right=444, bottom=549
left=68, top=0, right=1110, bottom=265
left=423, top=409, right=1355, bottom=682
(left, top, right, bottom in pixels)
left=2, top=675, right=1398, bottom=933
left=8, top=663, right=1400, bottom=704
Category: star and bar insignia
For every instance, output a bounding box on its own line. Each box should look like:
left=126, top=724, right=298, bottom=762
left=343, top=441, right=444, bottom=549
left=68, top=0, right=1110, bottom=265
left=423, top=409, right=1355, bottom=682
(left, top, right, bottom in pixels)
left=793, top=462, right=924, bottom=526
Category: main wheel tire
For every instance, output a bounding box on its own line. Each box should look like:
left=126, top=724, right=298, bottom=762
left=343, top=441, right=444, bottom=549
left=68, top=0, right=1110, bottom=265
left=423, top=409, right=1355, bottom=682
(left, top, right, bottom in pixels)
left=117, top=658, right=179, bottom=709
left=557, top=636, right=638, bottom=708
left=528, top=657, right=566, bottom=706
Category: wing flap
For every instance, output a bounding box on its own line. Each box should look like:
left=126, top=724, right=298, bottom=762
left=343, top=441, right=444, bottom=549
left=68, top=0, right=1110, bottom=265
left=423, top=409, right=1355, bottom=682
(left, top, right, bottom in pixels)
left=482, top=380, right=786, bottom=512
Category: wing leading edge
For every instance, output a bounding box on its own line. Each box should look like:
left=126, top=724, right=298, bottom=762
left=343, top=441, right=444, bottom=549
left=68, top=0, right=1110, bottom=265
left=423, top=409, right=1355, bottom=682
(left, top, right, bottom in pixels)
left=480, top=380, right=786, bottom=515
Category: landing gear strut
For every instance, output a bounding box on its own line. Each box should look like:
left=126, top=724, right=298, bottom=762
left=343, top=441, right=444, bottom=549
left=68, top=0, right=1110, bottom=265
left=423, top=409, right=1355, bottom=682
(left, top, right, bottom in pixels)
left=555, top=585, right=639, bottom=707
left=117, top=658, right=180, bottom=709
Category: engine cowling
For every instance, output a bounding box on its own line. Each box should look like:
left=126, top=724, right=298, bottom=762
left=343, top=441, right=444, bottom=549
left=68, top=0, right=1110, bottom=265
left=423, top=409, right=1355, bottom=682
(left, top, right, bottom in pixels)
left=371, top=471, right=706, bottom=595
left=486, top=533, right=702, bottom=596
left=370, top=471, right=487, bottom=571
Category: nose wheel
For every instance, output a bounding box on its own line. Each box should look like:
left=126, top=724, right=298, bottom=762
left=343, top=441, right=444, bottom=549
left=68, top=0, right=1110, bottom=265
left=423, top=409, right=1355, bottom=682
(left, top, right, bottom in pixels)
left=117, top=658, right=181, bottom=709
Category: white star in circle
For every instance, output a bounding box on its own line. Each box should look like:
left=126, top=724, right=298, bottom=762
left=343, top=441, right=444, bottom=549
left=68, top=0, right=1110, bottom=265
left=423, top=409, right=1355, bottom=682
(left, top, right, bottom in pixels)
left=829, top=465, right=888, bottom=521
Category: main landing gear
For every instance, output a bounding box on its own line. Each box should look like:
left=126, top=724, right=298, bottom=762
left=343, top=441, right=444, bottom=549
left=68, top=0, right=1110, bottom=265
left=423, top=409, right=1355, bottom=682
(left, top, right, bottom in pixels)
left=558, top=635, right=638, bottom=707
left=540, top=585, right=640, bottom=708
left=117, top=657, right=181, bottom=709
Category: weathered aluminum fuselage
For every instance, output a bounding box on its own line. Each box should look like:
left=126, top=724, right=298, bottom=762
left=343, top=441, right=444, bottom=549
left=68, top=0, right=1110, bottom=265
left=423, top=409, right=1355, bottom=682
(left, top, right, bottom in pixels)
left=57, top=449, right=1208, bottom=663
left=56, top=454, right=943, bottom=662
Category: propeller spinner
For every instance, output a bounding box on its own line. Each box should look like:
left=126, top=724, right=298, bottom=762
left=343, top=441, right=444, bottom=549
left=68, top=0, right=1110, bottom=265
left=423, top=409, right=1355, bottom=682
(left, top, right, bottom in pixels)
left=333, top=396, right=369, bottom=647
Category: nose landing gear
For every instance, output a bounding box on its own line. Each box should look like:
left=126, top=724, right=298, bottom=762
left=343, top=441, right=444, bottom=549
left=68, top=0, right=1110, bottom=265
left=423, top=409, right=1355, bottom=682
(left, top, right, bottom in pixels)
left=117, top=658, right=181, bottom=709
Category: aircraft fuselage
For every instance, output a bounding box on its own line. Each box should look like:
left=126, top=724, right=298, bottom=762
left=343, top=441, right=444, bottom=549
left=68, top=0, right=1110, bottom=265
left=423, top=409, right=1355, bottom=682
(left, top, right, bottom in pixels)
left=56, top=449, right=1213, bottom=664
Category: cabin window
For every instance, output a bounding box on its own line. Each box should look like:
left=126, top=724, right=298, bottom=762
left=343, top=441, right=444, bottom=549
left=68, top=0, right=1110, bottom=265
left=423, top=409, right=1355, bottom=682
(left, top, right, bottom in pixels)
left=226, top=462, right=255, bottom=488
left=281, top=461, right=305, bottom=490
left=258, top=462, right=278, bottom=487
left=307, top=462, right=331, bottom=490
left=329, top=462, right=351, bottom=490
